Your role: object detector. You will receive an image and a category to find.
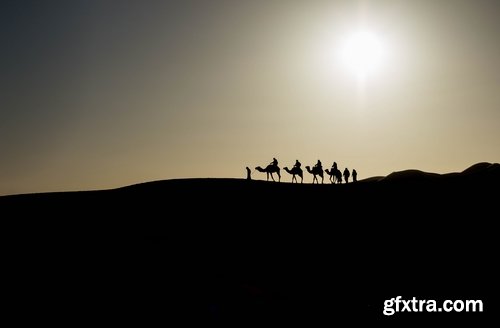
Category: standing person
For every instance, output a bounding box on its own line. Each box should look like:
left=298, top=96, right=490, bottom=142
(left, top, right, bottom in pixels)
left=343, top=168, right=350, bottom=183
left=352, top=169, right=357, bottom=182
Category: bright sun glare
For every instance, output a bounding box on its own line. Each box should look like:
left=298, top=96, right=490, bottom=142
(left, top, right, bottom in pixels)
left=339, top=30, right=386, bottom=78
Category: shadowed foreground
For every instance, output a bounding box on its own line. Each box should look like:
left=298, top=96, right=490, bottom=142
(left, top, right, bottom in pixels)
left=2, top=163, right=499, bottom=324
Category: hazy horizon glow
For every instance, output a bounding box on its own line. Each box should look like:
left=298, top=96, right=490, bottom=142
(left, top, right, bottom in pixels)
left=1, top=0, right=500, bottom=195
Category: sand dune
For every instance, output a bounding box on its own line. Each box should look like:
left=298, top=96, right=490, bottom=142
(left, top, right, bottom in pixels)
left=1, top=163, right=497, bottom=324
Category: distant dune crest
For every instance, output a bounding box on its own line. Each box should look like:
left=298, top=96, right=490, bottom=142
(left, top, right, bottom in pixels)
left=0, top=162, right=498, bottom=198
left=381, top=162, right=500, bottom=182
left=461, top=162, right=500, bottom=175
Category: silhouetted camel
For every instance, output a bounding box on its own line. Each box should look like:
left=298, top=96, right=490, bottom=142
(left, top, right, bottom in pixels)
left=284, top=166, right=303, bottom=183
left=255, top=165, right=281, bottom=182
left=325, top=168, right=342, bottom=184
left=305, top=166, right=324, bottom=184
left=325, top=169, right=335, bottom=184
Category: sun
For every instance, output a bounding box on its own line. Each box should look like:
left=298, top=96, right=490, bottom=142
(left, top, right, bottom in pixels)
left=339, top=30, right=386, bottom=78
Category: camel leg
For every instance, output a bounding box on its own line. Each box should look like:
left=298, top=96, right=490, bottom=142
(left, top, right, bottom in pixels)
left=277, top=172, right=281, bottom=182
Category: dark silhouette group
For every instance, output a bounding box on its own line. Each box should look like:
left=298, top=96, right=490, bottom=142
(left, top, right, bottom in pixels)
left=251, top=158, right=358, bottom=184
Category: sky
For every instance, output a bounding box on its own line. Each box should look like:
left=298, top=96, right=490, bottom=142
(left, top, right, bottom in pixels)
left=1, top=0, right=500, bottom=195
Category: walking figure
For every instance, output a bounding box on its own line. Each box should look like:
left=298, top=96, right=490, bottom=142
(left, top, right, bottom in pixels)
left=343, top=168, right=350, bottom=183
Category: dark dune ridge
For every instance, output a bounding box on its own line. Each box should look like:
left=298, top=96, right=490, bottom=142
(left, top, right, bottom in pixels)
left=2, top=162, right=498, bottom=324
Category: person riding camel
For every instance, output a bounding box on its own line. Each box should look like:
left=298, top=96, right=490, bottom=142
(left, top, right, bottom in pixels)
left=294, top=159, right=301, bottom=169
left=270, top=157, right=278, bottom=167
left=314, top=160, right=322, bottom=170
left=331, top=161, right=337, bottom=172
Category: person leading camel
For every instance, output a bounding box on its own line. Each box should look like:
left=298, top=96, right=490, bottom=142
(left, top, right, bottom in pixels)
left=246, top=167, right=252, bottom=180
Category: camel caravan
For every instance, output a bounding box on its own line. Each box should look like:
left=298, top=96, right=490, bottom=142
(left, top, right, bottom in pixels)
left=251, top=158, right=358, bottom=184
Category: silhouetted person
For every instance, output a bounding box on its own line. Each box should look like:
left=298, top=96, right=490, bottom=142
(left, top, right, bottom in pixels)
left=343, top=168, right=350, bottom=183
left=352, top=169, right=357, bottom=182
left=270, top=157, right=278, bottom=167
left=294, top=159, right=301, bottom=169
left=332, top=161, right=337, bottom=172
left=246, top=167, right=252, bottom=180
left=314, top=160, right=322, bottom=170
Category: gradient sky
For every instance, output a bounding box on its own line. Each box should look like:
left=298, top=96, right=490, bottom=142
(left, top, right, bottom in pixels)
left=1, top=0, right=500, bottom=195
